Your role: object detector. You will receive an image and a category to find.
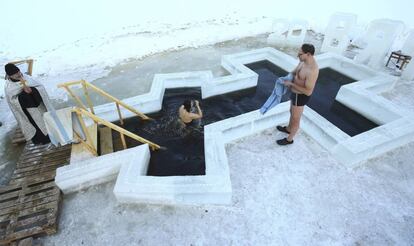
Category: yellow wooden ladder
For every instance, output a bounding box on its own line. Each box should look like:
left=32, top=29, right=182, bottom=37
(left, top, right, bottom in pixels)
left=58, top=80, right=160, bottom=155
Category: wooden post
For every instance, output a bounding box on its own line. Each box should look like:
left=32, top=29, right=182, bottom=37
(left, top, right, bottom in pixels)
left=58, top=80, right=83, bottom=87
left=10, top=59, right=33, bottom=76
left=120, top=132, right=127, bottom=149
left=27, top=59, right=34, bottom=76
left=59, top=80, right=152, bottom=120
left=63, top=85, right=88, bottom=110
left=77, top=108, right=161, bottom=150
left=73, top=131, right=97, bottom=156
left=81, top=80, right=95, bottom=114
left=116, top=103, right=124, bottom=126
left=75, top=110, right=97, bottom=156
left=84, top=82, right=151, bottom=120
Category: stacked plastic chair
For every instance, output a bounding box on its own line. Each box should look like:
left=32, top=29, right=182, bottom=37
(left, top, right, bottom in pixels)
left=321, top=12, right=357, bottom=54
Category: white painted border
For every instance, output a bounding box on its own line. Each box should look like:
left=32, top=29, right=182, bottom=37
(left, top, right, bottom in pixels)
left=56, top=48, right=414, bottom=206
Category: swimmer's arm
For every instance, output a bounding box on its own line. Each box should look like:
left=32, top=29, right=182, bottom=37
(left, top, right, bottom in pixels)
left=188, top=112, right=202, bottom=120
left=195, top=101, right=203, bottom=118
left=178, top=106, right=184, bottom=118
left=187, top=101, right=203, bottom=119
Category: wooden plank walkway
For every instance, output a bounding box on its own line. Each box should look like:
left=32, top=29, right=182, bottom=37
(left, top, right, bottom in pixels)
left=11, top=128, right=26, bottom=146
left=0, top=143, right=71, bottom=245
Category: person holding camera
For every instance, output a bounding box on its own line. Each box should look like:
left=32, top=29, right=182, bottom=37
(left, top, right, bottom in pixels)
left=178, top=99, right=203, bottom=127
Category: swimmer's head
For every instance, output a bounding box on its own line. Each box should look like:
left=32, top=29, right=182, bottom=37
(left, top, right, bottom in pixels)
left=183, top=100, right=192, bottom=112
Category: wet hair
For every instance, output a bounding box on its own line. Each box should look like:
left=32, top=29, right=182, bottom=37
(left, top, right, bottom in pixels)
left=183, top=100, right=192, bottom=112
left=301, top=43, right=315, bottom=55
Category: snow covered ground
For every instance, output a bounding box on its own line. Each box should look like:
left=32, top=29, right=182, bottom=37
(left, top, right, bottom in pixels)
left=1, top=1, right=414, bottom=244
left=40, top=135, right=414, bottom=245
left=40, top=75, right=414, bottom=245
left=37, top=35, right=413, bottom=245
left=1, top=0, right=413, bottom=100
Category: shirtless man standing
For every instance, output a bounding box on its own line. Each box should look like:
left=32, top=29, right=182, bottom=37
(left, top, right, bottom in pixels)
left=276, top=43, right=319, bottom=145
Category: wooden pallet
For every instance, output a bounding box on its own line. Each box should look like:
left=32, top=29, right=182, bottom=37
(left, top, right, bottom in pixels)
left=9, top=237, right=33, bottom=246
left=10, top=145, right=71, bottom=185
left=11, top=128, right=26, bottom=146
left=0, top=143, right=71, bottom=245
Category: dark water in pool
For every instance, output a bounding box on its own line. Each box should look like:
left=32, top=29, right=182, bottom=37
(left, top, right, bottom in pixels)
left=307, top=67, right=378, bottom=136
left=112, top=61, right=378, bottom=176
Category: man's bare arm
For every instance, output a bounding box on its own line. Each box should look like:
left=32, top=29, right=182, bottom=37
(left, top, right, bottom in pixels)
left=287, top=70, right=318, bottom=96
left=189, top=100, right=203, bottom=119
left=189, top=112, right=202, bottom=120
left=291, top=62, right=302, bottom=76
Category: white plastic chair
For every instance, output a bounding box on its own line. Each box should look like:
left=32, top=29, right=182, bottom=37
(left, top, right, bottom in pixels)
left=285, top=19, right=308, bottom=47
left=401, top=29, right=414, bottom=80
left=267, top=19, right=308, bottom=48
left=321, top=12, right=357, bottom=54
left=354, top=19, right=405, bottom=69
left=267, top=19, right=290, bottom=47
left=401, top=29, right=414, bottom=56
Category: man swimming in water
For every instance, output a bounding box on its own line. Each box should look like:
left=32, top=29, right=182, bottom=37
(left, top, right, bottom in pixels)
left=179, top=99, right=203, bottom=127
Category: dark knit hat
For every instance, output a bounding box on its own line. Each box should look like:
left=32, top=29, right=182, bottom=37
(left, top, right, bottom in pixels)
left=5, top=63, right=20, bottom=76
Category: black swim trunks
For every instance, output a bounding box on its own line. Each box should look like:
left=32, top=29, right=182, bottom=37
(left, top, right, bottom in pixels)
left=290, top=92, right=311, bottom=106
